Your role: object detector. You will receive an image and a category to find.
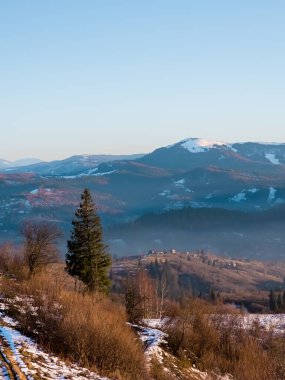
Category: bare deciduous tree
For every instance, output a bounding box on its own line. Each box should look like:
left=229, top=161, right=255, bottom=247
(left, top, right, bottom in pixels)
left=125, top=267, right=156, bottom=320
left=156, top=272, right=168, bottom=319
left=22, top=221, right=62, bottom=276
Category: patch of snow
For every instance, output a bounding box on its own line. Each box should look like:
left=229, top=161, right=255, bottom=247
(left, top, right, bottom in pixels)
left=92, top=170, right=116, bottom=176
left=143, top=319, right=167, bottom=329
left=131, top=321, right=167, bottom=366
left=230, top=191, right=247, bottom=202
left=173, top=138, right=236, bottom=153
left=265, top=153, right=280, bottom=165
left=174, top=179, right=185, bottom=187
left=221, top=313, right=285, bottom=337
left=24, top=200, right=32, bottom=208
left=62, top=169, right=116, bottom=179
left=86, top=167, right=98, bottom=175
left=61, top=175, right=78, bottom=179
left=248, top=188, right=258, bottom=194
left=0, top=314, right=18, bottom=327
left=0, top=314, right=110, bottom=379
left=268, top=187, right=276, bottom=202
left=159, top=189, right=171, bottom=196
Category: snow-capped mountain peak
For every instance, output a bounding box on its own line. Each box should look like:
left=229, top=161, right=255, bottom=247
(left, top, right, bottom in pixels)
left=170, top=138, right=236, bottom=153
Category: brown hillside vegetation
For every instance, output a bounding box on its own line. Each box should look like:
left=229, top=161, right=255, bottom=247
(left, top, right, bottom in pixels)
left=163, top=298, right=285, bottom=380
left=1, top=266, right=147, bottom=380
left=2, top=246, right=285, bottom=380
left=113, top=250, right=285, bottom=306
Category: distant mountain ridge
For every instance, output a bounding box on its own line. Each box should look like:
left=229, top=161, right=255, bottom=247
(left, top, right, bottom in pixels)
left=1, top=137, right=285, bottom=258
left=0, top=154, right=144, bottom=176
left=2, top=138, right=285, bottom=175
left=137, top=138, right=285, bottom=171
left=0, top=157, right=43, bottom=169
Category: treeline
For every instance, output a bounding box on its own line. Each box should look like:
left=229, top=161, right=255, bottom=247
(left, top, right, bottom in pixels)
left=110, top=204, right=285, bottom=233
left=107, top=204, right=285, bottom=258
left=269, top=290, right=285, bottom=312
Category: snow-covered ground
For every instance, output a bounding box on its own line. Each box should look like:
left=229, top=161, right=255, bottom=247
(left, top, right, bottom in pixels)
left=138, top=319, right=168, bottom=365
left=140, top=315, right=285, bottom=379
left=0, top=313, right=110, bottom=380
left=2, top=303, right=283, bottom=380
left=141, top=319, right=232, bottom=380
left=236, top=313, right=285, bottom=334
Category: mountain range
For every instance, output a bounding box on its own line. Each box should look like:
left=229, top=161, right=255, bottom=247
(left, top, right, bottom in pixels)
left=0, top=158, right=43, bottom=169
left=1, top=138, right=285, bottom=258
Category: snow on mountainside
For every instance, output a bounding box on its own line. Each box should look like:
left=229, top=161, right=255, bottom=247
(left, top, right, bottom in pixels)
left=166, top=138, right=285, bottom=165
left=265, top=153, right=280, bottom=165
left=139, top=138, right=285, bottom=174
left=174, top=138, right=236, bottom=153
left=1, top=138, right=285, bottom=258
left=0, top=154, right=144, bottom=176
left=3, top=138, right=285, bottom=177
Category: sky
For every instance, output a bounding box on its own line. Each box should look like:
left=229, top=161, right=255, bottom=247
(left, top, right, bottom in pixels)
left=0, top=1, right=285, bottom=161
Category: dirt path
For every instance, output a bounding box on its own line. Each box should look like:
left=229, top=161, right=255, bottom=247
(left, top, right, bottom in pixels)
left=0, top=334, right=28, bottom=380
left=0, top=314, right=110, bottom=380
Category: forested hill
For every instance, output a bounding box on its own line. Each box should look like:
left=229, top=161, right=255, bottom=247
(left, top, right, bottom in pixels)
left=107, top=205, right=285, bottom=259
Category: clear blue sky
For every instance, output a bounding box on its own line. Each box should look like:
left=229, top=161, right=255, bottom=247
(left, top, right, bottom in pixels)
left=0, top=1, right=284, bottom=161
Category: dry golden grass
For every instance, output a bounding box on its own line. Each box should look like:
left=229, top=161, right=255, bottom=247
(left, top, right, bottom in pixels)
left=2, top=269, right=148, bottom=380
left=165, top=298, right=285, bottom=380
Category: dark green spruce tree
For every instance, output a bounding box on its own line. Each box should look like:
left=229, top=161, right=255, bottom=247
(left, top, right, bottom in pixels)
left=269, top=290, right=278, bottom=312
left=66, top=188, right=111, bottom=293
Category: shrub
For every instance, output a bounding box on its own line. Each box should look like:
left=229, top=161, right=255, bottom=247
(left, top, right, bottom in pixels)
left=3, top=270, right=147, bottom=380
left=165, top=298, right=285, bottom=380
